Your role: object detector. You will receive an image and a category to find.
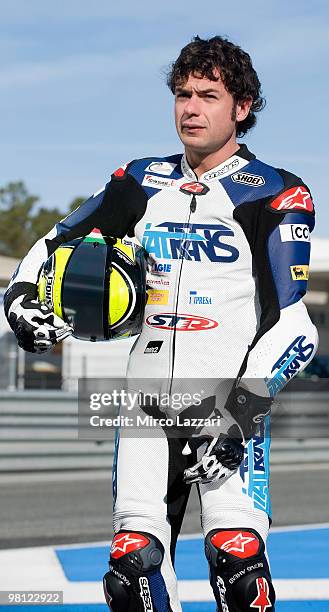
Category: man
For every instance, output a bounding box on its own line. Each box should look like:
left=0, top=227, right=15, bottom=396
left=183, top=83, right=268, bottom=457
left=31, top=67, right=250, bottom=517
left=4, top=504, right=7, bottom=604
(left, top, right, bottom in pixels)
left=5, top=36, right=317, bottom=611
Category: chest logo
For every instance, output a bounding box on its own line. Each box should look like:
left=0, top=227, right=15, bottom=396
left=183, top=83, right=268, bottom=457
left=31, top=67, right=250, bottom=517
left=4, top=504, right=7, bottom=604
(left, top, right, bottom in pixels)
left=231, top=172, right=265, bottom=186
left=146, top=313, right=218, bottom=331
left=142, top=175, right=177, bottom=190
left=180, top=182, right=209, bottom=195
left=142, top=222, right=239, bottom=263
left=145, top=161, right=177, bottom=176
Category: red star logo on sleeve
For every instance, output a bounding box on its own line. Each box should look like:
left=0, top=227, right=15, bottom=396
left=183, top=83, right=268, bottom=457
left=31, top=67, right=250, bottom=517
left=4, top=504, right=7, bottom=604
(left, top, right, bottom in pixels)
left=269, top=186, right=313, bottom=213
left=250, top=577, right=272, bottom=612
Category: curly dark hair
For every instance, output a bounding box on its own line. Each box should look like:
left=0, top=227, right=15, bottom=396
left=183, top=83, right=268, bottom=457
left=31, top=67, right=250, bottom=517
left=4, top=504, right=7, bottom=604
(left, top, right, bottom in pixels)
left=167, top=35, right=265, bottom=137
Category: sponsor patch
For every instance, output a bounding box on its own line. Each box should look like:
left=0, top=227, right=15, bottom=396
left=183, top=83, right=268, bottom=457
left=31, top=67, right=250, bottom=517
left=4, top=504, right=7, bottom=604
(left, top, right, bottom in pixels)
left=189, top=290, right=214, bottom=305
left=152, top=262, right=172, bottom=274
left=240, top=422, right=271, bottom=515
left=269, top=186, right=314, bottom=214
left=250, top=577, right=272, bottom=611
left=111, top=533, right=150, bottom=559
left=203, top=157, right=244, bottom=181
left=216, top=576, right=229, bottom=612
left=147, top=289, right=169, bottom=305
left=211, top=531, right=260, bottom=559
left=147, top=277, right=170, bottom=288
left=146, top=313, right=218, bottom=331
left=265, top=335, right=315, bottom=396
left=109, top=565, right=131, bottom=587
left=231, top=172, right=265, bottom=186
left=279, top=224, right=310, bottom=242
left=139, top=577, right=153, bottom=611
left=43, top=273, right=54, bottom=309
left=144, top=340, right=163, bottom=354
left=145, top=161, right=177, bottom=176
left=290, top=265, right=309, bottom=280
left=142, top=175, right=177, bottom=190
left=180, top=182, right=209, bottom=195
left=142, top=222, right=239, bottom=263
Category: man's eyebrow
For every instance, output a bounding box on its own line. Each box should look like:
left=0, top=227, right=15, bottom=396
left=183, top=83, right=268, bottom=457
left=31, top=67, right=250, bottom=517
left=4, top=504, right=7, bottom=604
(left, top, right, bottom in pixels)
left=197, top=87, right=219, bottom=93
left=175, top=86, right=220, bottom=95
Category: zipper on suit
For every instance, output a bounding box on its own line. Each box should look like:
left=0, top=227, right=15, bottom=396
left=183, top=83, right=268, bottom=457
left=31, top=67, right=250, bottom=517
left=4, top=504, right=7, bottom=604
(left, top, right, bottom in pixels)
left=169, top=194, right=196, bottom=392
left=190, top=194, right=197, bottom=213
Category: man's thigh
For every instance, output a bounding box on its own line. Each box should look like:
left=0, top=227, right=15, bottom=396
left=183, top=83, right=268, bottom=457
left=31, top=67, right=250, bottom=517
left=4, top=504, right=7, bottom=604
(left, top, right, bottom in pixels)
left=113, top=430, right=191, bottom=545
left=200, top=426, right=271, bottom=542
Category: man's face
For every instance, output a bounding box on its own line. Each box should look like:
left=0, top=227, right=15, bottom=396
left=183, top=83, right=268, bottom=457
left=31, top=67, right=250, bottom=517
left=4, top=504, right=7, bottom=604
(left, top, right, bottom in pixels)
left=174, top=70, right=249, bottom=156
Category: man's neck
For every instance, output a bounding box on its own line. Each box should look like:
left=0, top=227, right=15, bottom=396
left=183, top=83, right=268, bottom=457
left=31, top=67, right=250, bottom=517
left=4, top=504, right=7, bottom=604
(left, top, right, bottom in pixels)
left=185, top=139, right=240, bottom=178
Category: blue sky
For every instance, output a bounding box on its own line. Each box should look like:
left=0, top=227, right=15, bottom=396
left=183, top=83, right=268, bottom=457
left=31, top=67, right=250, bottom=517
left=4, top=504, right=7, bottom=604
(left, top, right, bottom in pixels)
left=1, top=0, right=329, bottom=235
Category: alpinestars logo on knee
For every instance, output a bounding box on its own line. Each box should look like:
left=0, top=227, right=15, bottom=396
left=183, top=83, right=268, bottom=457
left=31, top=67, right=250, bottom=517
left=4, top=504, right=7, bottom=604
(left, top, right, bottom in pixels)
left=250, top=577, right=272, bottom=611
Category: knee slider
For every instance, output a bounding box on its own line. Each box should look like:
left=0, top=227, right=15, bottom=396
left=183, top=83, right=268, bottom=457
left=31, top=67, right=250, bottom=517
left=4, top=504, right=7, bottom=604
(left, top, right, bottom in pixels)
left=103, top=570, right=130, bottom=611
left=104, top=531, right=166, bottom=611
left=205, top=528, right=275, bottom=611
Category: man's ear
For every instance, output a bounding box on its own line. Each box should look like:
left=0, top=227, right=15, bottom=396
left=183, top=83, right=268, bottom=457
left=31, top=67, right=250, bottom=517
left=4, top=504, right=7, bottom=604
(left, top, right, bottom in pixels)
left=236, top=96, right=253, bottom=123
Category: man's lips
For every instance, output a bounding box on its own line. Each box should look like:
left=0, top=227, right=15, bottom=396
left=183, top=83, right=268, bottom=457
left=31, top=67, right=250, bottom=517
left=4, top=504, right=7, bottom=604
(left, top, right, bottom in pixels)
left=181, top=124, right=205, bottom=132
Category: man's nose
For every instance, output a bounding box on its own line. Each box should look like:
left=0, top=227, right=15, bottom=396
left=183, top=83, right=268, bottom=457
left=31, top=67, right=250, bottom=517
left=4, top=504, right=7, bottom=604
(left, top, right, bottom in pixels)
left=184, top=94, right=201, bottom=115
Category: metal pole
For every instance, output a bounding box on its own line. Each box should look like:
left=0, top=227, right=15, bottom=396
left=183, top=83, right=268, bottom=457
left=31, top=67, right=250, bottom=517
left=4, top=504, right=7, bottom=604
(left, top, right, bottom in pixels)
left=17, top=347, right=25, bottom=390
left=7, top=344, right=17, bottom=391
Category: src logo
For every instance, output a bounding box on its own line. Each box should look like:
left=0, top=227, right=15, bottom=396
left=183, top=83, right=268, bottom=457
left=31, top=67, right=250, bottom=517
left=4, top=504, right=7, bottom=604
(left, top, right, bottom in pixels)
left=142, top=222, right=239, bottom=263
left=146, top=313, right=218, bottom=331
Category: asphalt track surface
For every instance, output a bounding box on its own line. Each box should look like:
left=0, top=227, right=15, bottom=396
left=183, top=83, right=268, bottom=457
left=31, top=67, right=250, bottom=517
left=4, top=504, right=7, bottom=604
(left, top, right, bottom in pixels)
left=1, top=464, right=329, bottom=549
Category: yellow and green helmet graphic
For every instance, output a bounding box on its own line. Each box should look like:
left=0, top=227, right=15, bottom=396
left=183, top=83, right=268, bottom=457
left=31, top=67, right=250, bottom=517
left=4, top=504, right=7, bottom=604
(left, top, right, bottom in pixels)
left=38, top=229, right=147, bottom=341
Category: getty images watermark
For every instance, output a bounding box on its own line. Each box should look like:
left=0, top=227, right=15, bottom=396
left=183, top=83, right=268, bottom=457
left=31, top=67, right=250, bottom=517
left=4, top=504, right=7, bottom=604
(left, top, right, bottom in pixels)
left=78, top=378, right=230, bottom=440
left=78, top=377, right=329, bottom=440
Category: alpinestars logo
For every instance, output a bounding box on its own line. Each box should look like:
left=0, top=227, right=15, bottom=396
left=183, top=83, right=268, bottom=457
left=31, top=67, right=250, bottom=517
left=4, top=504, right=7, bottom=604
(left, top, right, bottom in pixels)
left=250, top=577, right=272, bottom=611
left=139, top=577, right=153, bottom=611
left=180, top=182, right=209, bottom=195
left=110, top=533, right=149, bottom=559
left=221, top=533, right=257, bottom=554
left=211, top=530, right=259, bottom=558
left=216, top=576, right=229, bottom=612
left=269, top=186, right=313, bottom=214
left=142, top=222, right=239, bottom=263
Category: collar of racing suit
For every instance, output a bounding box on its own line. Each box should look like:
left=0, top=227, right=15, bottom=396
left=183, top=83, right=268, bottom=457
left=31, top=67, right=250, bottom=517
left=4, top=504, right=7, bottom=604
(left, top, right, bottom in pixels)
left=181, top=143, right=256, bottom=183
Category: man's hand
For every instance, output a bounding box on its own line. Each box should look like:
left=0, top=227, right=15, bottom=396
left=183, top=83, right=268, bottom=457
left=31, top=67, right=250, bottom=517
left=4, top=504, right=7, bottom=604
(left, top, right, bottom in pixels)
left=182, top=434, right=244, bottom=486
left=7, top=293, right=73, bottom=353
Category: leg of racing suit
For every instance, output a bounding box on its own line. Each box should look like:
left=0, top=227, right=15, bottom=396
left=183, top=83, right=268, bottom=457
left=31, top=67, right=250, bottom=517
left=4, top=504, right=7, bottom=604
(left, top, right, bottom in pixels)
left=103, top=530, right=168, bottom=611
left=200, top=418, right=276, bottom=611
left=109, top=421, right=192, bottom=612
left=205, top=527, right=275, bottom=611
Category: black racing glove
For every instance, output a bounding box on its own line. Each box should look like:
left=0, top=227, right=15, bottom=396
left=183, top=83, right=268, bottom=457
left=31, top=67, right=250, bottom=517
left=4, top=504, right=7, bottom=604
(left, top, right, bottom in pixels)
left=4, top=284, right=72, bottom=353
left=182, top=386, right=272, bottom=486
left=183, top=433, right=245, bottom=485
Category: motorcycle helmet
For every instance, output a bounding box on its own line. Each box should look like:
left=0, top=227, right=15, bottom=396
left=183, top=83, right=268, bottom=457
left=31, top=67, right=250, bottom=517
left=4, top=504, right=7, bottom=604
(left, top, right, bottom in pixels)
left=38, top=229, right=147, bottom=341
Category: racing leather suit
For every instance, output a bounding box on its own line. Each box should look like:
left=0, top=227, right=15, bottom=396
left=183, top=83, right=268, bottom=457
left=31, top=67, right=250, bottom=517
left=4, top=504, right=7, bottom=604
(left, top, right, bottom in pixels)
left=4, top=144, right=318, bottom=611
